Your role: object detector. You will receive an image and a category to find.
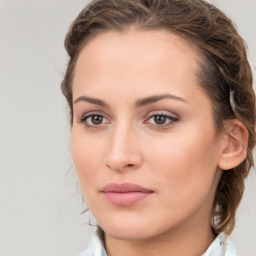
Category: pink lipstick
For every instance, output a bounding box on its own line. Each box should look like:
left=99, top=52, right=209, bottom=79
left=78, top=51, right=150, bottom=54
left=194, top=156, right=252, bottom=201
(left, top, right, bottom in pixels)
left=101, top=182, right=154, bottom=206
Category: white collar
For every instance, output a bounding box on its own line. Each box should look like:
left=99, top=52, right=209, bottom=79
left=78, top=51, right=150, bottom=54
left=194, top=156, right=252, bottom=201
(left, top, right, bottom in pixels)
left=203, top=233, right=238, bottom=256
left=76, top=233, right=107, bottom=256
left=77, top=232, right=237, bottom=256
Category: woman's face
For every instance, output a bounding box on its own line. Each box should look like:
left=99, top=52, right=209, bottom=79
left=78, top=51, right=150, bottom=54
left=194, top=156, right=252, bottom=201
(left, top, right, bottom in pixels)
left=71, top=28, right=224, bottom=240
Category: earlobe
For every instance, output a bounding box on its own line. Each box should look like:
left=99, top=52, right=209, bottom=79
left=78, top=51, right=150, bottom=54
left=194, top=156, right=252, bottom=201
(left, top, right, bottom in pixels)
left=218, top=120, right=248, bottom=170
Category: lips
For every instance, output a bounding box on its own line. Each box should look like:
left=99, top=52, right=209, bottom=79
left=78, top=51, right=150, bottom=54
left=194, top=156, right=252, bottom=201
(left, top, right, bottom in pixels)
left=101, top=182, right=154, bottom=206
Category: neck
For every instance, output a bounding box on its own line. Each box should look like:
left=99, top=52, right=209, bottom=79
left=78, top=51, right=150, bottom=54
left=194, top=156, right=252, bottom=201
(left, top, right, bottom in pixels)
left=104, top=220, right=216, bottom=256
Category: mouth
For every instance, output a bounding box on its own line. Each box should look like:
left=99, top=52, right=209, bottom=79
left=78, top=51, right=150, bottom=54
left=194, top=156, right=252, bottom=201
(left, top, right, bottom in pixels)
left=100, top=182, right=154, bottom=207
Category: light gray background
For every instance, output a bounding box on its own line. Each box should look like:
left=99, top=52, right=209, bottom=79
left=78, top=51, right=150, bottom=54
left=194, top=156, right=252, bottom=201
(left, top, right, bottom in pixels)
left=0, top=0, right=255, bottom=255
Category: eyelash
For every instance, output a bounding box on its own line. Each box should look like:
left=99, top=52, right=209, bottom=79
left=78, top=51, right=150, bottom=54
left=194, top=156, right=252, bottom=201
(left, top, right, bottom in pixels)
left=79, top=111, right=179, bottom=129
left=79, top=111, right=110, bottom=129
left=145, top=112, right=179, bottom=128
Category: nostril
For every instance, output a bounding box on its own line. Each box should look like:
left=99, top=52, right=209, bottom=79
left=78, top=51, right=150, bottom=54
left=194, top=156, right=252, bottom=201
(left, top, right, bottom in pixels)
left=104, top=149, right=142, bottom=171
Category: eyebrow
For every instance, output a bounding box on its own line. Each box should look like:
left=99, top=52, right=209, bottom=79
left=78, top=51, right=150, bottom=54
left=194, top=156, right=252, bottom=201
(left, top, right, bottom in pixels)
left=73, top=93, right=188, bottom=107
left=135, top=93, right=189, bottom=107
left=73, top=96, right=109, bottom=107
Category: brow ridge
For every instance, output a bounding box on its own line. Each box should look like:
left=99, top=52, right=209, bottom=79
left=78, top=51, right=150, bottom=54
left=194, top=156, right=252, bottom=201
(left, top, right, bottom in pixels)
left=73, top=93, right=188, bottom=107
left=135, top=93, right=188, bottom=107
left=73, top=96, right=109, bottom=107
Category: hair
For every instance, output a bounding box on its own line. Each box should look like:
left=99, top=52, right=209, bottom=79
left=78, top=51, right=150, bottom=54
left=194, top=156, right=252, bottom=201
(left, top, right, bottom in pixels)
left=61, top=0, right=256, bottom=235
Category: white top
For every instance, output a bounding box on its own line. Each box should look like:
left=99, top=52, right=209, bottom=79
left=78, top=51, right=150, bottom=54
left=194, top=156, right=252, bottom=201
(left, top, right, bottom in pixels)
left=77, top=232, right=238, bottom=256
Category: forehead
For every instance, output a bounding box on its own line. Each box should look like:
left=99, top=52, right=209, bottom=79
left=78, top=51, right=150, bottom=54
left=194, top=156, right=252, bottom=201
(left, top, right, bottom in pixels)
left=76, top=28, right=199, bottom=72
left=73, top=28, right=203, bottom=101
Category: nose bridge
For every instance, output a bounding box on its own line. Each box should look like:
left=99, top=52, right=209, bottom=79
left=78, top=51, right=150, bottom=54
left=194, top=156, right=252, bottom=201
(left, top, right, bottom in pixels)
left=105, top=120, right=141, bottom=171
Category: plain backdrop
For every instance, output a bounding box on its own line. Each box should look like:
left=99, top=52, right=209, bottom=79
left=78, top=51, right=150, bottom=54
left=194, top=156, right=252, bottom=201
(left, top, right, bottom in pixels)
left=0, top=0, right=255, bottom=255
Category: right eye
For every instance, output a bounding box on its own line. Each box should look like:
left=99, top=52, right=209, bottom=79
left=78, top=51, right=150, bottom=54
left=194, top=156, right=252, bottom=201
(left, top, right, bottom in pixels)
left=80, top=113, right=110, bottom=128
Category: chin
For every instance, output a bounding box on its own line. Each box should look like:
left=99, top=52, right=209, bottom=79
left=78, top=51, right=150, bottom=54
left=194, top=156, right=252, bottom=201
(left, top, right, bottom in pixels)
left=97, top=215, right=169, bottom=241
left=104, top=226, right=156, bottom=241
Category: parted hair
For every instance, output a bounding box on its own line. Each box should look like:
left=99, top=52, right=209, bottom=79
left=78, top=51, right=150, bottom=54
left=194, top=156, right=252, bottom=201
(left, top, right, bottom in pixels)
left=61, top=0, right=256, bottom=235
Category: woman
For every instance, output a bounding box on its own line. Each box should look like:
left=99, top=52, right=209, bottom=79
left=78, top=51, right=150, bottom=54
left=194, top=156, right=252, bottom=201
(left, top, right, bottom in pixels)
left=61, top=0, right=256, bottom=255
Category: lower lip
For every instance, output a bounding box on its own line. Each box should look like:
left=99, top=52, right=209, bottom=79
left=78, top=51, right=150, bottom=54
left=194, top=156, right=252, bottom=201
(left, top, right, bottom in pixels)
left=103, top=192, right=153, bottom=206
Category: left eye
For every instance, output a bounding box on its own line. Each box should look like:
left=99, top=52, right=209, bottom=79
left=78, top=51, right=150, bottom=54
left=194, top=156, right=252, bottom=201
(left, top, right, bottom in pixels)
left=146, top=114, right=178, bottom=126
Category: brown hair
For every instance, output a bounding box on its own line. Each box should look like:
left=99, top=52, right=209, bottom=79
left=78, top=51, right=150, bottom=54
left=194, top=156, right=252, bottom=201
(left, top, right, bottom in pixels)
left=61, top=0, right=256, bottom=235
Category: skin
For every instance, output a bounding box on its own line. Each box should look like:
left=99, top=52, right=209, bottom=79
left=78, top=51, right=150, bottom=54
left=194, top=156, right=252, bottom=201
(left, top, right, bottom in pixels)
left=71, top=28, right=244, bottom=256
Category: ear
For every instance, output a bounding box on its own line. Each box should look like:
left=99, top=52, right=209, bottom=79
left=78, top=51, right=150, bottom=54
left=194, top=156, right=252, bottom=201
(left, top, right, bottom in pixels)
left=218, top=120, right=248, bottom=170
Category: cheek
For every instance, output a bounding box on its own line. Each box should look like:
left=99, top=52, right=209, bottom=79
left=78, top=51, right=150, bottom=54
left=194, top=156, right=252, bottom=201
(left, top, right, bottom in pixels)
left=71, top=130, right=105, bottom=191
left=145, top=125, right=220, bottom=198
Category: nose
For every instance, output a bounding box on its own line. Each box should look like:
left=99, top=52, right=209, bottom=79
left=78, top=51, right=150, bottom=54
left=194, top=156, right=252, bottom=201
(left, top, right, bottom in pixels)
left=105, top=123, right=142, bottom=172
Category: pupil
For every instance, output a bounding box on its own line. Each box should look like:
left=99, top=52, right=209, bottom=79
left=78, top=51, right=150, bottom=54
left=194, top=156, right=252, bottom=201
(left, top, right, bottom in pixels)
left=92, top=115, right=103, bottom=125
left=154, top=115, right=166, bottom=124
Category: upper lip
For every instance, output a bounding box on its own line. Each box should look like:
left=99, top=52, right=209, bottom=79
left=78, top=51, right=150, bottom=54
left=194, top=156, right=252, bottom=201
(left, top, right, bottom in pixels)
left=101, top=182, right=153, bottom=193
